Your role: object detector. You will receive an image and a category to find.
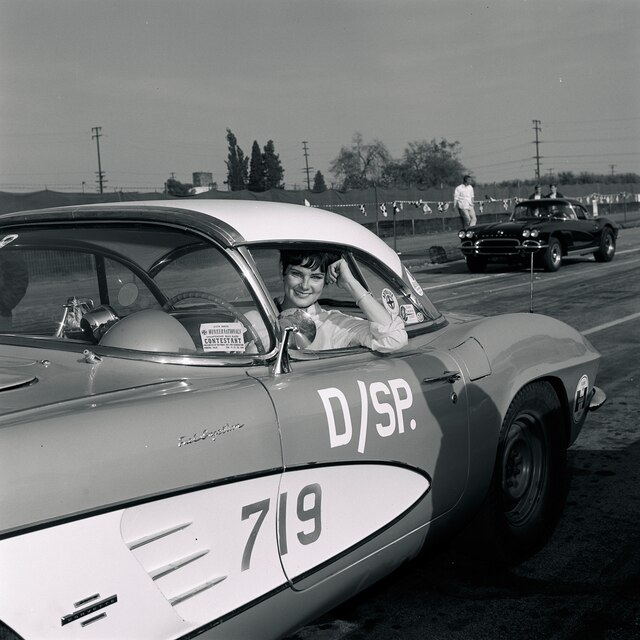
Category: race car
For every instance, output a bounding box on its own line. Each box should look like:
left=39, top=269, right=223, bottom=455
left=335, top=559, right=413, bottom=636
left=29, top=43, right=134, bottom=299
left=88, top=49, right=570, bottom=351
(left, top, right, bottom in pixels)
left=0, top=200, right=605, bottom=639
left=458, top=197, right=618, bottom=272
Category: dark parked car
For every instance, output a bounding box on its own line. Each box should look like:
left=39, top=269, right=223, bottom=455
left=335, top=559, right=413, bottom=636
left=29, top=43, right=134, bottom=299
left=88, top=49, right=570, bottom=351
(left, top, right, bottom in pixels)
left=459, top=198, right=618, bottom=272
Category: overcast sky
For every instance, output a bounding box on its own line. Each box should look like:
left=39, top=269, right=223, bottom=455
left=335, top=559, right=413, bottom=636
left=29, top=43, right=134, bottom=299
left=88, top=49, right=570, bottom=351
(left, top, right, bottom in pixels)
left=1, top=0, right=639, bottom=193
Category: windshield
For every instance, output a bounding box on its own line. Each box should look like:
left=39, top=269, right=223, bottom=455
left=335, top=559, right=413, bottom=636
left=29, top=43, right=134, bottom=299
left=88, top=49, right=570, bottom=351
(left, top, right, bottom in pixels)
left=511, top=202, right=575, bottom=221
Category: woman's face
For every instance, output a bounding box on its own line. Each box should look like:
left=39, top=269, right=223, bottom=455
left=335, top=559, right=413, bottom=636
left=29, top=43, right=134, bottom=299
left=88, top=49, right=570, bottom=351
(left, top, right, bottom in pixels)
left=282, top=263, right=326, bottom=310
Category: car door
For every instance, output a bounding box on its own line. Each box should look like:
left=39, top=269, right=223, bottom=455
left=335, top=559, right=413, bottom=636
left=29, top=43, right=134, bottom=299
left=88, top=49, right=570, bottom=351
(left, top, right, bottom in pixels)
left=254, top=345, right=468, bottom=589
left=563, top=204, right=601, bottom=251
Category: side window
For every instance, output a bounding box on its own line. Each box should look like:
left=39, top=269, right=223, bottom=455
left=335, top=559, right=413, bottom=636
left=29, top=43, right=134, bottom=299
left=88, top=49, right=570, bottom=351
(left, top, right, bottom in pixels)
left=4, top=249, right=101, bottom=336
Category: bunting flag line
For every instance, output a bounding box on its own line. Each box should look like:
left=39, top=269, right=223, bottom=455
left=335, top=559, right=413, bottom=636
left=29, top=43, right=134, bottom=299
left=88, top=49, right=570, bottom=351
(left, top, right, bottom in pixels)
left=301, top=191, right=634, bottom=216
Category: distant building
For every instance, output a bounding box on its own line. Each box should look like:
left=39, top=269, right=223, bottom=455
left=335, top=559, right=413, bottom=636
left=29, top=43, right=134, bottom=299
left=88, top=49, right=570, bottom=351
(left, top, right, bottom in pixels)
left=192, top=172, right=215, bottom=189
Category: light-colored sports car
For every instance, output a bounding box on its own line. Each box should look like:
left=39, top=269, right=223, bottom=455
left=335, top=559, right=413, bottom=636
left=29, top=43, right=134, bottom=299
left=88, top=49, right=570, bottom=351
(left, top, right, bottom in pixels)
left=0, top=200, right=605, bottom=639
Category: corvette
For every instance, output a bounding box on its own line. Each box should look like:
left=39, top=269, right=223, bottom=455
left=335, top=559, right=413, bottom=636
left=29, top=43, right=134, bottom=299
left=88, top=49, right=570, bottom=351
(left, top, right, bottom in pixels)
left=0, top=200, right=605, bottom=639
left=459, top=197, right=618, bottom=272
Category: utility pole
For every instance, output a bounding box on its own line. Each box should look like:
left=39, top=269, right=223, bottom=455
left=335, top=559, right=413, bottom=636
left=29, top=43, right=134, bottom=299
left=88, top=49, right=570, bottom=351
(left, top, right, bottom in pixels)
left=532, top=120, right=542, bottom=181
left=302, top=141, right=313, bottom=190
left=91, top=126, right=106, bottom=194
left=610, top=164, right=616, bottom=177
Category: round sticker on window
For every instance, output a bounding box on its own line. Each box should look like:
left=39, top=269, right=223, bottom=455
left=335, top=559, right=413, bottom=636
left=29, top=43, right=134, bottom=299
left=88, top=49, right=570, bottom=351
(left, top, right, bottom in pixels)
left=381, top=288, right=399, bottom=317
left=406, top=269, right=424, bottom=297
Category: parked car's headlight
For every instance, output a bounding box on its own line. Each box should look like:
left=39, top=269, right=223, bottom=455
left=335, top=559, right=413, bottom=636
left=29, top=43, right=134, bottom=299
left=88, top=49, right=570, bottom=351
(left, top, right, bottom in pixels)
left=530, top=229, right=539, bottom=238
left=465, top=230, right=475, bottom=239
left=522, top=229, right=531, bottom=238
left=458, top=230, right=467, bottom=239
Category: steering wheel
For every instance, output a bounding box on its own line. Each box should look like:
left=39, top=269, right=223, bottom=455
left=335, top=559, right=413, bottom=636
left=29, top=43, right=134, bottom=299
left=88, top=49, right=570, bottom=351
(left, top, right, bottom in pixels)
left=165, top=290, right=265, bottom=355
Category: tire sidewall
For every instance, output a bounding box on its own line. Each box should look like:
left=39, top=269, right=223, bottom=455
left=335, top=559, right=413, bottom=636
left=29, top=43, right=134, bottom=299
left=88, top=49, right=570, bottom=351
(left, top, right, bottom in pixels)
left=470, top=381, right=568, bottom=565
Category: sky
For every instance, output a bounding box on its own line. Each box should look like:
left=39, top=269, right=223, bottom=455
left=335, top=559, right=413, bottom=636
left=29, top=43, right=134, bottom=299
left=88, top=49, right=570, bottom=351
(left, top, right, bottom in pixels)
left=1, top=0, right=639, bottom=193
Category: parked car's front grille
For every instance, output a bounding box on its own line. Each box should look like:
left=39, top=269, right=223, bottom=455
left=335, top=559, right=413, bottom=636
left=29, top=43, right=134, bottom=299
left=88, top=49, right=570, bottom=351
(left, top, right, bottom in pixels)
left=461, top=238, right=543, bottom=256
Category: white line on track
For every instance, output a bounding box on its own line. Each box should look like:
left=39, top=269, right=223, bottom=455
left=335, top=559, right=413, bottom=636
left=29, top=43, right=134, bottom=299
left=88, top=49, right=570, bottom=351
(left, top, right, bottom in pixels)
left=582, top=311, right=640, bottom=335
left=428, top=256, right=640, bottom=304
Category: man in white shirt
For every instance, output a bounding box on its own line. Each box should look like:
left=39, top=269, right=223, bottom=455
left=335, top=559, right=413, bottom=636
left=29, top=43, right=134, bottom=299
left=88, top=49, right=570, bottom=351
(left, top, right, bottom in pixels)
left=453, top=175, right=477, bottom=227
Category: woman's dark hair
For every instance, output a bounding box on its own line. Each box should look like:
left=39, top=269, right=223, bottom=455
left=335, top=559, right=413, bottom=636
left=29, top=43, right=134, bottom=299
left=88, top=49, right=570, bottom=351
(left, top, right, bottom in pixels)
left=280, top=249, right=339, bottom=276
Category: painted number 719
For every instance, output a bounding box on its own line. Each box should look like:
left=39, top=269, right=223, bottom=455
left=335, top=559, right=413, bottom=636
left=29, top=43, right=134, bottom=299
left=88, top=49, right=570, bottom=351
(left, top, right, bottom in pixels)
left=241, top=483, right=322, bottom=571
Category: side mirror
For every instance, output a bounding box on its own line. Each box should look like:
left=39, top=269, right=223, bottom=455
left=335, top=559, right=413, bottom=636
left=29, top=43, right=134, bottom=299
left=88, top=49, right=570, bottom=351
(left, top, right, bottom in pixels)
left=277, top=309, right=317, bottom=349
left=271, top=309, right=317, bottom=376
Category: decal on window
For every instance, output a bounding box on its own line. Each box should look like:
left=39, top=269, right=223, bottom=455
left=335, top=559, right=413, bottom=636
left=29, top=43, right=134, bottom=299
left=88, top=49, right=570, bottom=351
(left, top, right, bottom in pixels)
left=381, top=288, right=399, bottom=317
left=200, top=322, right=245, bottom=352
left=405, top=269, right=424, bottom=297
left=400, top=304, right=419, bottom=325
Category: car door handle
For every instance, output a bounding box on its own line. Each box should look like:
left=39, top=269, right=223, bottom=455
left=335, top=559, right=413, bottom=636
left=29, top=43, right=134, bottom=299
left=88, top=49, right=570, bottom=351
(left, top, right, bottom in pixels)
left=422, top=371, right=461, bottom=385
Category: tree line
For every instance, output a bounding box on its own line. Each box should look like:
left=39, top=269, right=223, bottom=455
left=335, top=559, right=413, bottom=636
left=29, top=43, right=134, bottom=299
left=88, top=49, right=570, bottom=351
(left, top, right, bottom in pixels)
left=165, top=130, right=639, bottom=196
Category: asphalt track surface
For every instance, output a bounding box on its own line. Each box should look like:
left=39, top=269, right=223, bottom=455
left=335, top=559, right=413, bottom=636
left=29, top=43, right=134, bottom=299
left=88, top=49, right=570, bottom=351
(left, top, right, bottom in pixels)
left=286, top=226, right=640, bottom=640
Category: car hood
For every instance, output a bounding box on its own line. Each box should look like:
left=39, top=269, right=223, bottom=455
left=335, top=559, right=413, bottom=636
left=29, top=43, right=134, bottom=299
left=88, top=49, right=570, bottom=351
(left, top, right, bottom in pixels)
left=0, top=347, right=233, bottom=422
left=472, top=221, right=535, bottom=235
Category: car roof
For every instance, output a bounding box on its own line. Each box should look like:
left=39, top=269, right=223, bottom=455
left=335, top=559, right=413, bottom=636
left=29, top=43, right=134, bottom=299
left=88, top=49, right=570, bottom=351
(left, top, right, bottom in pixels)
left=1, top=199, right=404, bottom=276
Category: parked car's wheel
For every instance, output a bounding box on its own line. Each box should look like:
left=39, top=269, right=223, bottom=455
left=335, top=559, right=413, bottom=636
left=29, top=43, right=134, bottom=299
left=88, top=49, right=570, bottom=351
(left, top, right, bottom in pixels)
left=456, top=381, right=567, bottom=565
left=541, top=237, right=562, bottom=272
left=593, top=228, right=616, bottom=263
left=465, top=256, right=487, bottom=273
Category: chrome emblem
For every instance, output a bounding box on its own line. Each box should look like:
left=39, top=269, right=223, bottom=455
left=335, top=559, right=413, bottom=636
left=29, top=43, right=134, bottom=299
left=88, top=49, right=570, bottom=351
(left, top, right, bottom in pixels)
left=497, top=230, right=504, bottom=236
left=178, top=423, right=244, bottom=447
left=61, top=593, right=117, bottom=627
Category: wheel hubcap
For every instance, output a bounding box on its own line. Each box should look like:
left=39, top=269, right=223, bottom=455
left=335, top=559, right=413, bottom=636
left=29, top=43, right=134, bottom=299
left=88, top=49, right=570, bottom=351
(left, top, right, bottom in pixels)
left=501, top=415, right=545, bottom=526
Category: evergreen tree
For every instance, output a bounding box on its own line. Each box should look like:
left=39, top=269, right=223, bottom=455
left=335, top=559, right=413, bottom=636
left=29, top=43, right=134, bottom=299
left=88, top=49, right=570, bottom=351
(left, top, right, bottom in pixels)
left=263, top=140, right=284, bottom=189
left=312, top=170, right=327, bottom=193
left=248, top=140, right=266, bottom=192
left=225, top=129, right=248, bottom=191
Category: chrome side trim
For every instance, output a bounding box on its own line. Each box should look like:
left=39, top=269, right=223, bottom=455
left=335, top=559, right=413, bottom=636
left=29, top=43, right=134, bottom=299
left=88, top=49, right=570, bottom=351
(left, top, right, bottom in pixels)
left=168, top=576, right=227, bottom=606
left=125, top=521, right=192, bottom=550
left=149, top=550, right=210, bottom=580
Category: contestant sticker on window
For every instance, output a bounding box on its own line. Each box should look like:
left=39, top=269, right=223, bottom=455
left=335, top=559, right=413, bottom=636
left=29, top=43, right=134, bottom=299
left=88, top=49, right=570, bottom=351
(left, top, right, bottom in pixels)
left=200, top=322, right=245, bottom=352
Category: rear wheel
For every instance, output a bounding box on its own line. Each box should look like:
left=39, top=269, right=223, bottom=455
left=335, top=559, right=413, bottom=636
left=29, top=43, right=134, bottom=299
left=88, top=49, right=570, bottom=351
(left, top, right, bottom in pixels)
left=466, top=256, right=487, bottom=273
left=594, top=228, right=616, bottom=262
left=541, top=237, right=562, bottom=272
left=459, top=381, right=567, bottom=565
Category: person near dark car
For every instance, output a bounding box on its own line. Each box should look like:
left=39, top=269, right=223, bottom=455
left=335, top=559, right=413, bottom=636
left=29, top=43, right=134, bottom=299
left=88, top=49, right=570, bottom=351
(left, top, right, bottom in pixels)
left=529, top=184, right=543, bottom=199
left=545, top=183, right=564, bottom=198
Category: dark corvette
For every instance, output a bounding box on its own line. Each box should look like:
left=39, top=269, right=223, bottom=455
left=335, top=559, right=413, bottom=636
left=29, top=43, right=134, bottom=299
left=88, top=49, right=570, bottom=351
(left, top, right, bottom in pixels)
left=459, top=198, right=618, bottom=272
